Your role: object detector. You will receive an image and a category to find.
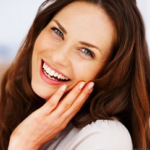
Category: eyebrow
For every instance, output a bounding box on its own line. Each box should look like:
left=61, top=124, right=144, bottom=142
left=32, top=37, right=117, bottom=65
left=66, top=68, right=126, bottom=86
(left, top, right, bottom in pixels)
left=53, top=19, right=67, bottom=34
left=53, top=19, right=102, bottom=53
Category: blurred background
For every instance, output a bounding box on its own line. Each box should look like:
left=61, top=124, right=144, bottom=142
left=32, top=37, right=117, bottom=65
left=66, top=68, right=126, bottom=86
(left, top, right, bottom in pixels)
left=0, top=0, right=44, bottom=65
left=0, top=0, right=150, bottom=74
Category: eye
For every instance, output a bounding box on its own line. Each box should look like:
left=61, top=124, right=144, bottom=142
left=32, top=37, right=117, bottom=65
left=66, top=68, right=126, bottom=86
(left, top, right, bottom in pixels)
left=51, top=27, right=64, bottom=38
left=81, top=48, right=94, bottom=58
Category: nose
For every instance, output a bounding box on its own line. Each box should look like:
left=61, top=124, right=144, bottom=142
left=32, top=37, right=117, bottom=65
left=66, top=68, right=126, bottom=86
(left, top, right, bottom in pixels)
left=50, top=45, right=71, bottom=67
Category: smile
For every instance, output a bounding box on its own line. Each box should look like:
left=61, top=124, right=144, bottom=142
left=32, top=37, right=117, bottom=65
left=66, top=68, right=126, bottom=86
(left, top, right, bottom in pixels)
left=41, top=59, right=70, bottom=84
left=43, top=63, right=70, bottom=81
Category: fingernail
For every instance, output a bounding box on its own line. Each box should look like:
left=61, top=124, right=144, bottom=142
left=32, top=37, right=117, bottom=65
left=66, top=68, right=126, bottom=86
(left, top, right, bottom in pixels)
left=88, top=82, right=94, bottom=90
left=79, top=82, right=85, bottom=89
left=61, top=85, right=67, bottom=92
left=89, top=88, right=93, bottom=94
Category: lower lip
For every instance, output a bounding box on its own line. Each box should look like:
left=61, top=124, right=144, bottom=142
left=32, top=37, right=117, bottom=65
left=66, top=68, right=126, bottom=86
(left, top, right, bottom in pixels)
left=40, top=60, right=70, bottom=85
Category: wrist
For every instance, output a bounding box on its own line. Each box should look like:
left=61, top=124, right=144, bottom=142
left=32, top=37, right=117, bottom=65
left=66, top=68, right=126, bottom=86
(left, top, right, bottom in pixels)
left=8, top=136, right=40, bottom=150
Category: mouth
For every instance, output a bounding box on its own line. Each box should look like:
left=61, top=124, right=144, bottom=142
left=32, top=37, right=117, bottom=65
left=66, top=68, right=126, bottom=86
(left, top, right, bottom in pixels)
left=40, top=59, right=70, bottom=84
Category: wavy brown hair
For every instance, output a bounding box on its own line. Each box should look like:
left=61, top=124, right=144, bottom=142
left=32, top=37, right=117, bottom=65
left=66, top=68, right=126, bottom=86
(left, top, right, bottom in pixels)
left=0, top=0, right=150, bottom=149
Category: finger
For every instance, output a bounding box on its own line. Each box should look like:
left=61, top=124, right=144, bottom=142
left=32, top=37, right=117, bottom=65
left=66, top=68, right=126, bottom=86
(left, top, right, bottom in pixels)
left=39, top=84, right=67, bottom=115
left=61, top=82, right=94, bottom=124
left=51, top=81, right=86, bottom=117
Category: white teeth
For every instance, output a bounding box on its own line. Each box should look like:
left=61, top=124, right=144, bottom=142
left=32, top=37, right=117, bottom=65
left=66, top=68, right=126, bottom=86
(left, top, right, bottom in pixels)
left=58, top=74, right=62, bottom=79
left=43, top=63, right=46, bottom=71
left=43, top=62, right=69, bottom=80
left=54, top=72, right=58, bottom=77
left=47, top=67, right=51, bottom=74
left=50, top=70, right=55, bottom=76
left=45, top=65, right=48, bottom=70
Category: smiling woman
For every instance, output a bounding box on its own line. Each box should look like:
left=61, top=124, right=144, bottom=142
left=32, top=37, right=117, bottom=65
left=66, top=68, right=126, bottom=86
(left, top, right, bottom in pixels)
left=0, top=0, right=150, bottom=150
left=31, top=1, right=115, bottom=100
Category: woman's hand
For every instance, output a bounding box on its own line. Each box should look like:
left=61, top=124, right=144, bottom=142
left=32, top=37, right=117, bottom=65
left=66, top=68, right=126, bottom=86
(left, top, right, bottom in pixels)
left=8, top=81, right=94, bottom=150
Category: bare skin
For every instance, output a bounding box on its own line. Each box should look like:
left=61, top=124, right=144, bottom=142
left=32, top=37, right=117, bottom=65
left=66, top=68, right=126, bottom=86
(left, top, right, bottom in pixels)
left=8, top=81, right=94, bottom=150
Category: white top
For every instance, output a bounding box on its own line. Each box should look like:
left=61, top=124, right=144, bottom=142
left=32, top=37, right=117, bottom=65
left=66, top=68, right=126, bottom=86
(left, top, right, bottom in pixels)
left=40, top=120, right=133, bottom=150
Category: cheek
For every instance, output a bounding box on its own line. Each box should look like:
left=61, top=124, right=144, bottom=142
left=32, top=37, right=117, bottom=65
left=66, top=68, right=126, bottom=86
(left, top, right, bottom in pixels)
left=34, top=37, right=46, bottom=53
left=34, top=30, right=53, bottom=53
left=73, top=62, right=102, bottom=82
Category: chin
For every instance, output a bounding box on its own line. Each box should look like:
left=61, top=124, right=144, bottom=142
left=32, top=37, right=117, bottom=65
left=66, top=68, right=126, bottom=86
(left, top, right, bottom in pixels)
left=31, top=82, right=52, bottom=101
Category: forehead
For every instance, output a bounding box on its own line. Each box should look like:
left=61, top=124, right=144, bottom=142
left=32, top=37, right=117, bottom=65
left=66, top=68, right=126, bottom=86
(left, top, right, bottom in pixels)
left=51, top=1, right=116, bottom=52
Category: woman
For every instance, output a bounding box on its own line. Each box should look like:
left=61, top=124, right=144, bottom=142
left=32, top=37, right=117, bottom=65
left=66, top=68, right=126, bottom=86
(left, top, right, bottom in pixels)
left=0, top=0, right=150, bottom=149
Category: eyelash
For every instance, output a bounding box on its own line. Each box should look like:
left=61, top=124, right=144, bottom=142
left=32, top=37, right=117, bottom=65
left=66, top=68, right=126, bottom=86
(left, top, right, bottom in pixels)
left=51, top=27, right=64, bottom=38
left=81, top=48, right=94, bottom=58
left=51, top=27, right=94, bottom=58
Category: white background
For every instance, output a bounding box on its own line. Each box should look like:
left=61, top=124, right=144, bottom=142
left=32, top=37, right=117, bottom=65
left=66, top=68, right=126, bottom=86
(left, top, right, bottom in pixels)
left=0, top=0, right=150, bottom=64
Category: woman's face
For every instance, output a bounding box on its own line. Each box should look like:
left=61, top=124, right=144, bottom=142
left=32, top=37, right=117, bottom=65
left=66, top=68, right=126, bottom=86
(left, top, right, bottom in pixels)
left=31, top=1, right=116, bottom=100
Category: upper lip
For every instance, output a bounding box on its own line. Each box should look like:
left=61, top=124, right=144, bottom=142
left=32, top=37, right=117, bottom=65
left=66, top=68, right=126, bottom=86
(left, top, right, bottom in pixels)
left=42, top=59, right=70, bottom=80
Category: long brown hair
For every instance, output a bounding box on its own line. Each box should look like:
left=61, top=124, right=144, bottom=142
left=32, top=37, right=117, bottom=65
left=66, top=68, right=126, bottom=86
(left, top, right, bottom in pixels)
left=0, top=0, right=149, bottom=149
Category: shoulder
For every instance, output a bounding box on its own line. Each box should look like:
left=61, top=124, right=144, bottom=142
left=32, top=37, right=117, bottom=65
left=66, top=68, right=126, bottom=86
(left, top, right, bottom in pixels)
left=83, top=119, right=131, bottom=140
left=70, top=120, right=133, bottom=150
